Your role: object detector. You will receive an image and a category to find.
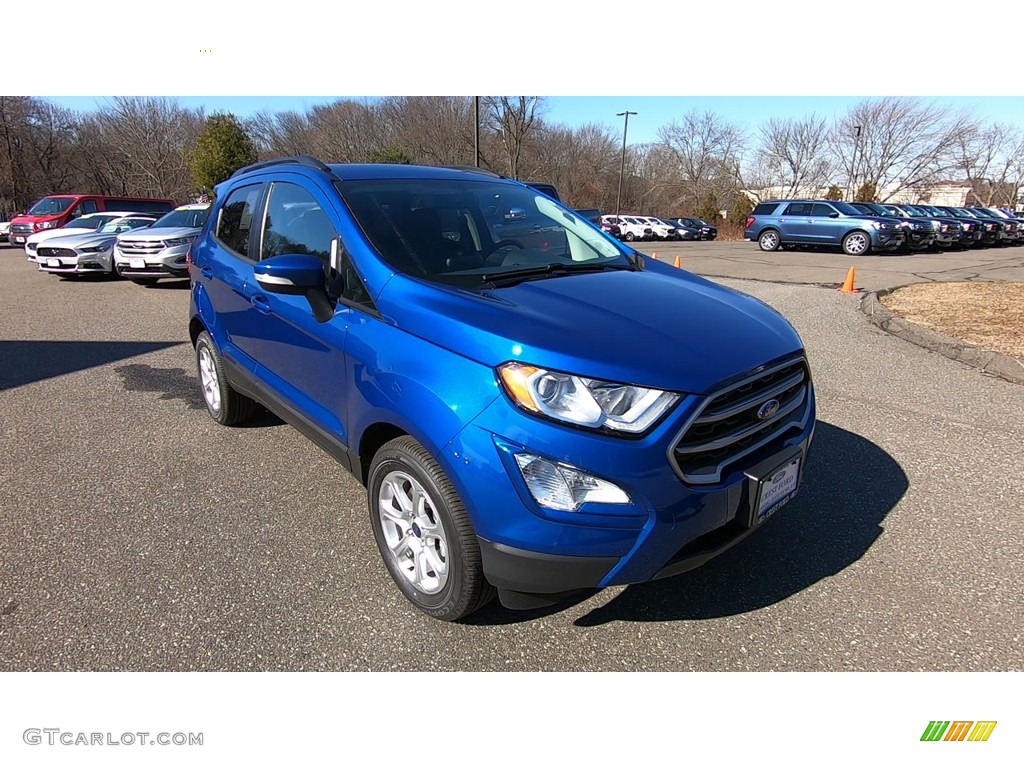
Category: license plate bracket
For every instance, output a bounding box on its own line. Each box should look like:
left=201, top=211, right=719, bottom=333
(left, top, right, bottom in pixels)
left=745, top=451, right=803, bottom=528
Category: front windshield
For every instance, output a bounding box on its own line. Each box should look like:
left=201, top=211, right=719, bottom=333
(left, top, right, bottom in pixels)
left=27, top=196, right=75, bottom=215
left=99, top=218, right=151, bottom=234
left=153, top=207, right=209, bottom=229
left=831, top=202, right=862, bottom=215
left=902, top=205, right=926, bottom=216
left=952, top=208, right=976, bottom=217
left=64, top=215, right=117, bottom=230
left=337, top=178, right=630, bottom=287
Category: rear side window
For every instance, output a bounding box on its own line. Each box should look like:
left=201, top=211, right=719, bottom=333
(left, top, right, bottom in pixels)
left=752, top=203, right=779, bottom=216
left=810, top=203, right=836, bottom=216
left=782, top=203, right=812, bottom=216
left=216, top=184, right=263, bottom=258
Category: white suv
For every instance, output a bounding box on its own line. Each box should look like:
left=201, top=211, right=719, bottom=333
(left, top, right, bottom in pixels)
left=636, top=216, right=677, bottom=240
left=600, top=215, right=653, bottom=242
left=114, top=203, right=210, bottom=285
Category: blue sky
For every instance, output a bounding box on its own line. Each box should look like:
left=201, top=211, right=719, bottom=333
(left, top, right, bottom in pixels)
left=47, top=96, right=1024, bottom=147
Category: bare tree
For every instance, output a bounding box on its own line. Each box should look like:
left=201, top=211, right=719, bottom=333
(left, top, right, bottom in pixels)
left=953, top=122, right=1024, bottom=206
left=380, top=97, right=474, bottom=166
left=754, top=115, right=834, bottom=198
left=657, top=109, right=746, bottom=212
left=484, top=97, right=544, bottom=180
left=92, top=97, right=204, bottom=200
left=831, top=97, right=972, bottom=202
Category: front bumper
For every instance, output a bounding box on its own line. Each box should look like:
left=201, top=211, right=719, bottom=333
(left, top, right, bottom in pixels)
left=114, top=244, right=189, bottom=279
left=445, top=358, right=817, bottom=605
left=873, top=230, right=905, bottom=249
left=37, top=250, right=114, bottom=274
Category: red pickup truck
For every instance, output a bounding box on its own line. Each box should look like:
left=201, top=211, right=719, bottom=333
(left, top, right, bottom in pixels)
left=7, top=194, right=176, bottom=245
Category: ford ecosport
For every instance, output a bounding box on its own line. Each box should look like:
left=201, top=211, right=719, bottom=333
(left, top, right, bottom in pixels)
left=189, top=157, right=816, bottom=621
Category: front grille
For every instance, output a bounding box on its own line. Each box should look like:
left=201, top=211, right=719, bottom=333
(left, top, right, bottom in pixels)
left=671, top=357, right=810, bottom=484
left=38, top=247, right=77, bottom=259
left=11, top=224, right=34, bottom=236
left=117, top=239, right=165, bottom=255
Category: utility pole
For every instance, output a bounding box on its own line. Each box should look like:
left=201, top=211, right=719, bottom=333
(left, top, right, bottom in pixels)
left=615, top=110, right=637, bottom=218
left=474, top=96, right=480, bottom=168
left=847, top=125, right=862, bottom=201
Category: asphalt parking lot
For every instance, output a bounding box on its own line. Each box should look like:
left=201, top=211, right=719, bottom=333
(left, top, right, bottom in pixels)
left=1, top=242, right=1022, bottom=671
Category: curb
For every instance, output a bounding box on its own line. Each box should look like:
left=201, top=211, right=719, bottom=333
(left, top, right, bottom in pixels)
left=860, top=289, right=1024, bottom=385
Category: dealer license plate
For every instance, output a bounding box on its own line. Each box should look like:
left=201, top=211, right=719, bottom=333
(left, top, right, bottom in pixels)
left=754, top=457, right=800, bottom=525
left=46, top=258, right=60, bottom=268
left=130, top=258, right=146, bottom=269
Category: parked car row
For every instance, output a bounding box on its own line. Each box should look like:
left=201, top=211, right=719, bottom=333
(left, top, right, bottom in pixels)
left=18, top=202, right=210, bottom=285
left=600, top=214, right=718, bottom=242
left=744, top=198, right=1024, bottom=256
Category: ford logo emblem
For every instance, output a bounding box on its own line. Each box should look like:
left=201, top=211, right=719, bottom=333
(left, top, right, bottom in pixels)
left=757, top=399, right=780, bottom=420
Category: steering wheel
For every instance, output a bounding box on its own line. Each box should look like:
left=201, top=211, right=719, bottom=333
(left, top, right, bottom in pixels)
left=483, top=239, right=525, bottom=258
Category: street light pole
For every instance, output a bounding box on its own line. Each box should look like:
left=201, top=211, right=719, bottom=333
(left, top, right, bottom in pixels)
left=847, top=125, right=862, bottom=201
left=474, top=96, right=480, bottom=168
left=615, top=110, right=637, bottom=218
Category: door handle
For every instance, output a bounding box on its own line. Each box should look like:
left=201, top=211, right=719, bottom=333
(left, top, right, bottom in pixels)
left=250, top=294, right=272, bottom=315
left=200, top=266, right=213, bottom=278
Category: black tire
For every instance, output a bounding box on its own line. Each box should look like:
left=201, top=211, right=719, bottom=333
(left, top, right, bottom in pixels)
left=194, top=331, right=257, bottom=426
left=758, top=229, right=781, bottom=251
left=624, top=232, right=635, bottom=242
left=368, top=435, right=496, bottom=621
left=130, top=277, right=158, bottom=286
left=842, top=230, right=871, bottom=256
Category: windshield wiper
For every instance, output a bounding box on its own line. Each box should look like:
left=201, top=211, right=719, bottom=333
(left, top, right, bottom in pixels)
left=481, top=261, right=635, bottom=288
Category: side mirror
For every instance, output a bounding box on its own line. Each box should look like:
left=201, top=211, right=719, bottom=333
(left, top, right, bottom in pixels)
left=254, top=253, right=334, bottom=323
left=829, top=212, right=840, bottom=218
left=254, top=253, right=325, bottom=295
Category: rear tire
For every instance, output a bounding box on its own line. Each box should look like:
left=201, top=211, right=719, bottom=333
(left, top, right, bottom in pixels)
left=624, top=232, right=635, bottom=242
left=194, top=331, right=257, bottom=426
left=758, top=229, right=781, bottom=251
left=368, top=436, right=496, bottom=621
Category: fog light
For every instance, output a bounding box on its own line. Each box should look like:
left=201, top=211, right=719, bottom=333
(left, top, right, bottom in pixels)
left=513, top=453, right=629, bottom=511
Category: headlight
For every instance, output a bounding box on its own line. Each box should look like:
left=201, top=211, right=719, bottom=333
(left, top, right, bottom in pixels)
left=37, top=220, right=58, bottom=230
left=80, top=241, right=113, bottom=253
left=498, top=362, right=680, bottom=434
left=165, top=236, right=197, bottom=246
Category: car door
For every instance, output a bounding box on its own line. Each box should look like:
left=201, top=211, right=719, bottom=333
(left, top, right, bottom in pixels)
left=245, top=177, right=352, bottom=444
left=195, top=181, right=268, bottom=378
left=778, top=202, right=814, bottom=242
left=809, top=203, right=844, bottom=245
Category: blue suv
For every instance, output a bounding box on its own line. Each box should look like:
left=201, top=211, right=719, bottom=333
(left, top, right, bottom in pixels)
left=189, top=157, right=816, bottom=621
left=745, top=200, right=905, bottom=255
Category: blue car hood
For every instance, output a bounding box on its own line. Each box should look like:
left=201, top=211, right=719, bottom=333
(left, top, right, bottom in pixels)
left=378, top=264, right=804, bottom=395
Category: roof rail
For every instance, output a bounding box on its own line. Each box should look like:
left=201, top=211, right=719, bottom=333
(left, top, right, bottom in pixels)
left=231, top=155, right=337, bottom=179
left=443, top=165, right=503, bottom=179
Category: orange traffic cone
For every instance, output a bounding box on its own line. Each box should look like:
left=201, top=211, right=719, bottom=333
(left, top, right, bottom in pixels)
left=674, top=255, right=682, bottom=269
left=838, top=266, right=859, bottom=293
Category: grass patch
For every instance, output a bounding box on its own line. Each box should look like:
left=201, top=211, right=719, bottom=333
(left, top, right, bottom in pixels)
left=881, top=281, right=1024, bottom=360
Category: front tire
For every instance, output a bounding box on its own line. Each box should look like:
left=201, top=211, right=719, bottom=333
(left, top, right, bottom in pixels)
left=624, top=232, right=635, bottom=242
left=368, top=436, right=495, bottom=621
left=842, top=230, right=871, bottom=256
left=758, top=229, right=781, bottom=251
left=194, top=331, right=258, bottom=426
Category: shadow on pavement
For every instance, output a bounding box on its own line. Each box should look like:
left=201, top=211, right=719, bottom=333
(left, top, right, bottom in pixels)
left=468, top=421, right=907, bottom=626
left=0, top=340, right=185, bottom=391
